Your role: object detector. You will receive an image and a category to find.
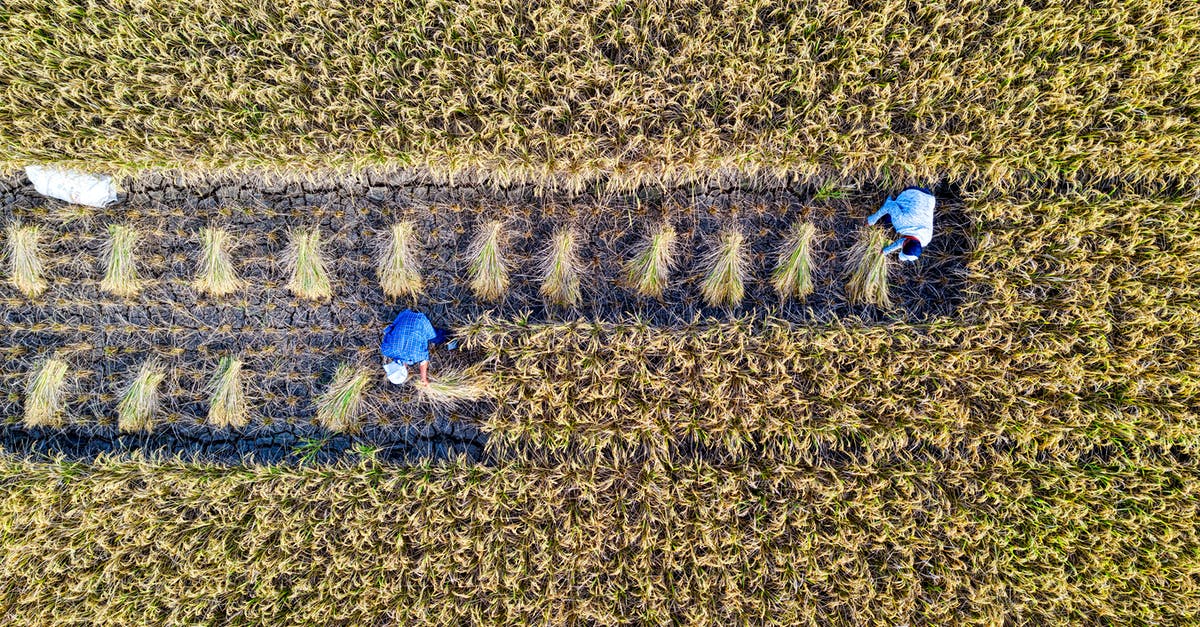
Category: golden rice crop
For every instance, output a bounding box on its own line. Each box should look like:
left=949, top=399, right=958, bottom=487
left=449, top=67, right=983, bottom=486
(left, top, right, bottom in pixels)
left=846, top=226, right=892, bottom=307
left=193, top=227, right=243, bottom=296
left=465, top=313, right=1197, bottom=458
left=116, top=360, right=165, bottom=433
left=538, top=228, right=582, bottom=307
left=284, top=227, right=332, bottom=300
left=5, top=223, right=47, bottom=297
left=23, top=357, right=68, bottom=428
left=771, top=222, right=816, bottom=302
left=2, top=0, right=1195, bottom=190
left=0, top=454, right=1196, bottom=625
left=699, top=229, right=748, bottom=307
left=378, top=221, right=423, bottom=299
left=101, top=224, right=141, bottom=297
left=412, top=370, right=489, bottom=410
left=315, top=364, right=371, bottom=433
left=624, top=222, right=677, bottom=298
left=206, top=356, right=247, bottom=429
left=467, top=220, right=509, bottom=302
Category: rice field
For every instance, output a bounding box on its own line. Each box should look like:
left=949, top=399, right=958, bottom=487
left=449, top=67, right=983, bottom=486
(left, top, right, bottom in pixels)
left=0, top=175, right=1195, bottom=623
left=0, top=453, right=1196, bottom=625
left=1, top=0, right=1199, bottom=623
left=0, top=0, right=1197, bottom=190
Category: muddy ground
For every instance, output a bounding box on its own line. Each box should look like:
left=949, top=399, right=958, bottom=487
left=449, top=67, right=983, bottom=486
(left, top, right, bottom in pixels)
left=0, top=171, right=969, bottom=464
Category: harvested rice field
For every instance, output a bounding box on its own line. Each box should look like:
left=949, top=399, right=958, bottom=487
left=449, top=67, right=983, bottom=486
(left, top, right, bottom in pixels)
left=0, top=172, right=972, bottom=461
left=2, top=0, right=1199, bottom=624
left=2, top=173, right=1197, bottom=624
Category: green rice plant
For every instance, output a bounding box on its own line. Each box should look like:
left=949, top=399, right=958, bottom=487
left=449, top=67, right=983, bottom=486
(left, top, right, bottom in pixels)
left=117, top=360, right=165, bottom=433
left=101, top=224, right=141, bottom=297
left=5, top=223, right=47, bottom=297
left=315, top=364, right=371, bottom=433
left=467, top=220, right=509, bottom=302
left=846, top=226, right=893, bottom=308
left=699, top=229, right=749, bottom=307
left=206, top=356, right=247, bottom=429
left=624, top=222, right=677, bottom=298
left=23, top=358, right=68, bottom=428
left=771, top=222, right=817, bottom=302
left=193, top=227, right=243, bottom=297
left=284, top=227, right=332, bottom=300
left=413, top=370, right=489, bottom=410
left=378, top=221, right=423, bottom=298
left=538, top=228, right=582, bottom=307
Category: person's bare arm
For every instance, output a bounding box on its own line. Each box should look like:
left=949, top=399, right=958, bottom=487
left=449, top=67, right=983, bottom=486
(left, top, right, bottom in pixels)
left=419, top=360, right=429, bottom=384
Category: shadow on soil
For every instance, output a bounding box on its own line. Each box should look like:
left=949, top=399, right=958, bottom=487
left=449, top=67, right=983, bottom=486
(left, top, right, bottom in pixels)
left=1, top=421, right=490, bottom=465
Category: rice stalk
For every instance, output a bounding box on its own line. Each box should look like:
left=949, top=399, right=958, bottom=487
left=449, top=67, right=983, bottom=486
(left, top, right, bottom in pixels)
left=23, top=358, right=67, bottom=428
left=413, top=370, right=489, bottom=410
left=0, top=2, right=1194, bottom=189
left=315, top=364, right=371, bottom=433
left=101, top=224, right=141, bottom=297
left=467, top=220, right=509, bottom=302
left=772, top=222, right=816, bottom=302
left=0, top=452, right=1194, bottom=625
left=5, top=223, right=47, bottom=297
left=625, top=222, right=677, bottom=298
left=285, top=227, right=332, bottom=300
left=117, top=360, right=165, bottom=433
left=539, top=228, right=582, bottom=307
left=378, top=221, right=423, bottom=298
left=193, top=227, right=243, bottom=297
left=700, top=229, right=749, bottom=307
left=206, top=356, right=248, bottom=429
left=846, top=227, right=893, bottom=308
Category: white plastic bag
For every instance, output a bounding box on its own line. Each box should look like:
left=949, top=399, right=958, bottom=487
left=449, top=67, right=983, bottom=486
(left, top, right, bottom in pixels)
left=24, top=165, right=119, bottom=207
left=384, top=361, right=409, bottom=385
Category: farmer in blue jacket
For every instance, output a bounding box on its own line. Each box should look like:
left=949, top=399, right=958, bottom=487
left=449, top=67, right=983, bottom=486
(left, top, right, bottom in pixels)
left=380, top=309, right=452, bottom=385
left=866, top=187, right=936, bottom=262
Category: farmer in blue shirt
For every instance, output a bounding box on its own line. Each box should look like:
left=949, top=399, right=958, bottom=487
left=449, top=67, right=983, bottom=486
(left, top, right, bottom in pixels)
left=380, top=310, right=450, bottom=384
left=866, top=187, right=936, bottom=262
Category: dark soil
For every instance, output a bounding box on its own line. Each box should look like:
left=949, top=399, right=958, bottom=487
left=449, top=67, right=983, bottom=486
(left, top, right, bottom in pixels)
left=0, top=171, right=970, bottom=464
left=0, top=421, right=487, bottom=465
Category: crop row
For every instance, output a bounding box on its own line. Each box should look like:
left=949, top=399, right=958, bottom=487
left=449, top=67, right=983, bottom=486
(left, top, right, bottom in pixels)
left=958, top=190, right=1200, bottom=328
left=12, top=350, right=488, bottom=434
left=2, top=0, right=1196, bottom=188
left=1, top=453, right=1195, bottom=625
left=4, top=219, right=902, bottom=308
left=461, top=316, right=1200, bottom=459
left=12, top=307, right=1192, bottom=456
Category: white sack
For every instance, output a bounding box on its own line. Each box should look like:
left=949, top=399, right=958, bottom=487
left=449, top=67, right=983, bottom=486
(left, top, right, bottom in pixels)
left=24, top=165, right=119, bottom=207
left=384, top=361, right=409, bottom=385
